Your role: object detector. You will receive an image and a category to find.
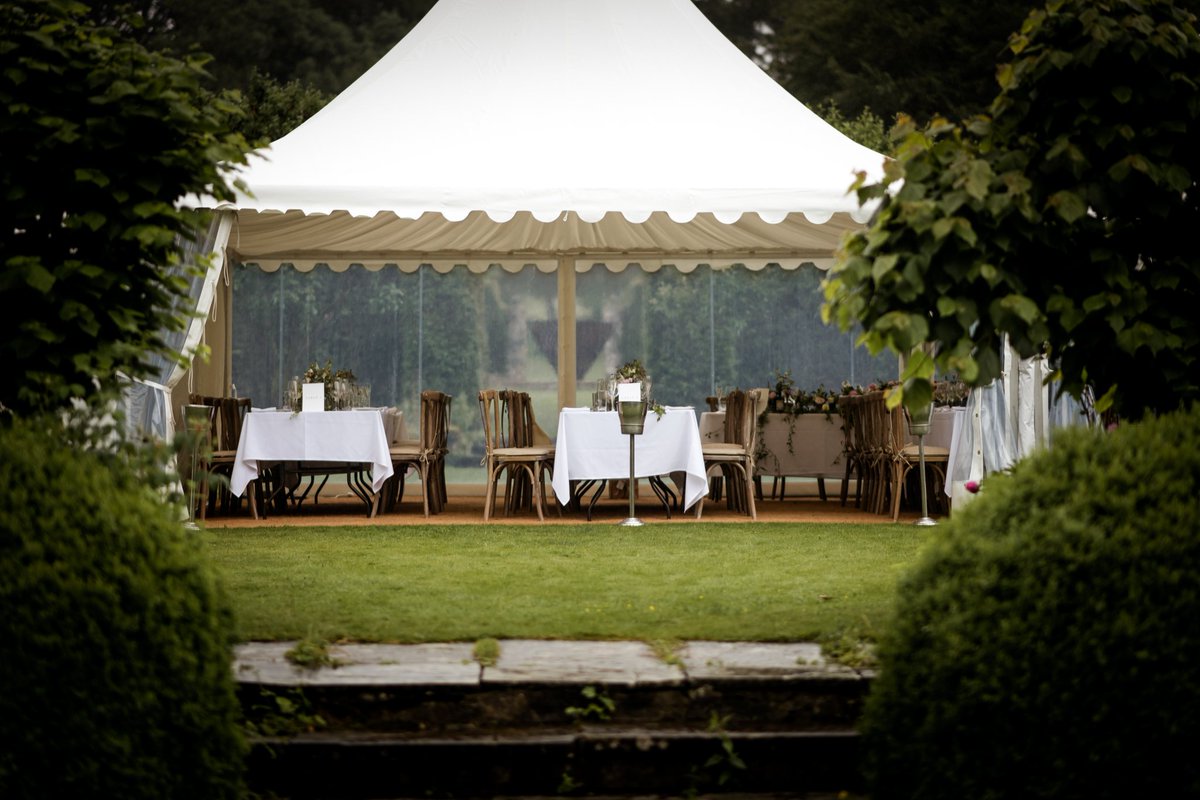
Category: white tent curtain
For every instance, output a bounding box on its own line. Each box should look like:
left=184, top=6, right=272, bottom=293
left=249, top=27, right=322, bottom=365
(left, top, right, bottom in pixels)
left=123, top=211, right=234, bottom=440
left=948, top=338, right=1089, bottom=509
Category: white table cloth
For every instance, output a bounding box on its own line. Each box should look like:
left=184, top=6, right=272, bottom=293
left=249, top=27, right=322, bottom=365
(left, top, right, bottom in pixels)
left=551, top=408, right=708, bottom=511
left=230, top=409, right=394, bottom=497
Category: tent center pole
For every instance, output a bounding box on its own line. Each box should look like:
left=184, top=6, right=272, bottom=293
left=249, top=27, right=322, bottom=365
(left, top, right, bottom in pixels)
left=557, top=255, right=577, bottom=409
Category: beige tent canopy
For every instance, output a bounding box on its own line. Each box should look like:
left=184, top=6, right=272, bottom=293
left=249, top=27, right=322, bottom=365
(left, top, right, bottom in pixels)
left=186, top=0, right=885, bottom=411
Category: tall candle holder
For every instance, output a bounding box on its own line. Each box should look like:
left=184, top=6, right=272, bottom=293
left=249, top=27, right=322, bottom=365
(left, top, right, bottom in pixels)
left=616, top=380, right=648, bottom=526
left=908, top=400, right=937, bottom=527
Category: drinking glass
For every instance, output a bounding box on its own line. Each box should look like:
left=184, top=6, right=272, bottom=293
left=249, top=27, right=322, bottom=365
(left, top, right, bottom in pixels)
left=716, top=384, right=727, bottom=411
left=285, top=377, right=300, bottom=411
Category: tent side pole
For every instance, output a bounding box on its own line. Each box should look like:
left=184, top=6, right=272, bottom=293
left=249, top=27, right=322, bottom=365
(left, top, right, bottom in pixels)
left=557, top=255, right=576, bottom=409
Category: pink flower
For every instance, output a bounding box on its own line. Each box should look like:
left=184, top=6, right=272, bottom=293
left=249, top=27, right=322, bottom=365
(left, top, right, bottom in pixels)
left=965, top=480, right=980, bottom=494
left=868, top=383, right=878, bottom=391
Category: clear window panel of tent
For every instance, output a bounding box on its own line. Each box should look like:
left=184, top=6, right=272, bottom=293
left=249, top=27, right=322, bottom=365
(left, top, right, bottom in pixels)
left=230, top=262, right=559, bottom=486
left=576, top=263, right=897, bottom=408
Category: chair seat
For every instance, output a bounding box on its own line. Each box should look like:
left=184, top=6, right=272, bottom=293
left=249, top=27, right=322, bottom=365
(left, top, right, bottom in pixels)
left=702, top=443, right=747, bottom=456
left=900, top=444, right=949, bottom=458
left=389, top=445, right=422, bottom=458
left=493, top=446, right=553, bottom=458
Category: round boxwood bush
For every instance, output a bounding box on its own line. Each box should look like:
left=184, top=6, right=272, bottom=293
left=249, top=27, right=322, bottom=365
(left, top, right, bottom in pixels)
left=861, top=405, right=1200, bottom=799
left=0, top=417, right=245, bottom=799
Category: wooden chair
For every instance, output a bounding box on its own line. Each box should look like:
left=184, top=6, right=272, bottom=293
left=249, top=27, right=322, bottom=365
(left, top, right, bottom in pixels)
left=838, top=394, right=865, bottom=508
left=383, top=390, right=451, bottom=516
left=187, top=394, right=251, bottom=517
left=886, top=402, right=950, bottom=521
left=502, top=391, right=556, bottom=515
left=855, top=391, right=892, bottom=515
left=696, top=389, right=757, bottom=519
left=479, top=389, right=554, bottom=521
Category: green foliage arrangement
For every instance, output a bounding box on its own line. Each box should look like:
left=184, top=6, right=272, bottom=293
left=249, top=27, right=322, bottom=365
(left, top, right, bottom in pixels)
left=861, top=405, right=1200, bottom=799
left=822, top=0, right=1200, bottom=421
left=0, top=0, right=252, bottom=415
left=0, top=417, right=246, bottom=799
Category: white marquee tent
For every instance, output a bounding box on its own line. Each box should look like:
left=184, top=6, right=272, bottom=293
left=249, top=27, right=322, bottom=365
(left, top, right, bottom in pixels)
left=157, top=0, right=887, bottom=434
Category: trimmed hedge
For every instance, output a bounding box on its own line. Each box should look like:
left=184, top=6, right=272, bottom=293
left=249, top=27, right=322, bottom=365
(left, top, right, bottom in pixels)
left=0, top=417, right=245, bottom=799
left=862, top=405, right=1200, bottom=799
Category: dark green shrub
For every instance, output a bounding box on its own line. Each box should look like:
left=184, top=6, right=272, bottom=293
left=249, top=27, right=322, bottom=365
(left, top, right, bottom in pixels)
left=0, top=417, right=245, bottom=799
left=861, top=405, right=1200, bottom=799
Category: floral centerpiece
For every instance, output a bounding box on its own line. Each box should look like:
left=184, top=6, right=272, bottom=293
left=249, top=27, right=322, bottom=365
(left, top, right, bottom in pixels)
left=613, top=359, right=664, bottom=420
left=303, top=359, right=357, bottom=411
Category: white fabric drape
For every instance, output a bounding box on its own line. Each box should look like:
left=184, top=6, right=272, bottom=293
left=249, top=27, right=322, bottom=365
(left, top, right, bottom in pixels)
left=123, top=210, right=235, bottom=440
left=947, top=338, right=1088, bottom=510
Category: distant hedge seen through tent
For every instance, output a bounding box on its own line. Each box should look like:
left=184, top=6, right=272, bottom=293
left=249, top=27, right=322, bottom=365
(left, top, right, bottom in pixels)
left=231, top=263, right=895, bottom=475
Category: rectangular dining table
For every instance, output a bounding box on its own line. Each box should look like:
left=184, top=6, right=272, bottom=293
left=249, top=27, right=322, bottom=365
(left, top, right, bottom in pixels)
left=551, top=407, right=708, bottom=514
left=229, top=408, right=395, bottom=518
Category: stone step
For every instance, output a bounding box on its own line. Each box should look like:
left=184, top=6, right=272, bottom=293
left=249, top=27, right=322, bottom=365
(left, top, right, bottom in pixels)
left=235, top=639, right=872, bottom=797
left=245, top=729, right=863, bottom=799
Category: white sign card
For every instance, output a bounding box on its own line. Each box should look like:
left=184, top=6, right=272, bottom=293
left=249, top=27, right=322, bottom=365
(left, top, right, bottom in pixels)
left=302, top=382, right=325, bottom=413
left=617, top=382, right=641, bottom=402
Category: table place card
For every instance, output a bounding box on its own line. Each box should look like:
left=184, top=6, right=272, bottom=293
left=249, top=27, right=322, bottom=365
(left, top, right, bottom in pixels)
left=617, top=382, right=641, bottom=402
left=302, top=382, right=325, bottom=413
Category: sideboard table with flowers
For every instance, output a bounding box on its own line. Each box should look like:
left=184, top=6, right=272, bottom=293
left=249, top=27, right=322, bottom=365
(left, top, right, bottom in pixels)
left=700, top=411, right=844, bottom=498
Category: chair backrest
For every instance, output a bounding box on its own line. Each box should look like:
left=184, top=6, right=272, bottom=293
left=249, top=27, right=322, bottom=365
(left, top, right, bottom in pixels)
left=705, top=396, right=720, bottom=412
left=722, top=390, right=744, bottom=444
left=188, top=394, right=248, bottom=452
left=419, top=390, right=451, bottom=452
left=217, top=397, right=251, bottom=451
left=478, top=389, right=505, bottom=454
left=504, top=390, right=530, bottom=447
left=839, top=394, right=860, bottom=456
left=858, top=391, right=892, bottom=456
left=723, top=390, right=756, bottom=454
left=521, top=393, right=555, bottom=447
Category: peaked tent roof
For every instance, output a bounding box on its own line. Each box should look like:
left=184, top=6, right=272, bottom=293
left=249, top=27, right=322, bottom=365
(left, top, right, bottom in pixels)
left=217, top=0, right=886, bottom=271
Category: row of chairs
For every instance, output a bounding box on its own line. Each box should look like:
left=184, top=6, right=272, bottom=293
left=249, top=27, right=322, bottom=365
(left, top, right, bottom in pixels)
left=839, top=391, right=949, bottom=520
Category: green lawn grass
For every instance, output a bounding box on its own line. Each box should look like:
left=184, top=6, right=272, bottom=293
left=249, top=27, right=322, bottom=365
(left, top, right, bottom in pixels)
left=203, top=522, right=930, bottom=644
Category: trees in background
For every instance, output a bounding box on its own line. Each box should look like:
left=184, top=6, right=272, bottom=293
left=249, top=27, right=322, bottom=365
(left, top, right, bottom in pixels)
left=822, top=0, right=1200, bottom=421
left=695, top=0, right=1039, bottom=128
left=0, top=0, right=252, bottom=415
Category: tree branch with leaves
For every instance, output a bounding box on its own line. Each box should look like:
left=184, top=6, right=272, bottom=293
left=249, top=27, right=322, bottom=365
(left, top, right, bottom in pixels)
left=822, top=0, right=1200, bottom=420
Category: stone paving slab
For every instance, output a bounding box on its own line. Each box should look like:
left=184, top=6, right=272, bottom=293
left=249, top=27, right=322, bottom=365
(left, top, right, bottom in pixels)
left=233, top=640, right=862, bottom=688
left=680, top=641, right=863, bottom=681
left=233, top=641, right=480, bottom=686
left=481, top=639, right=684, bottom=685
